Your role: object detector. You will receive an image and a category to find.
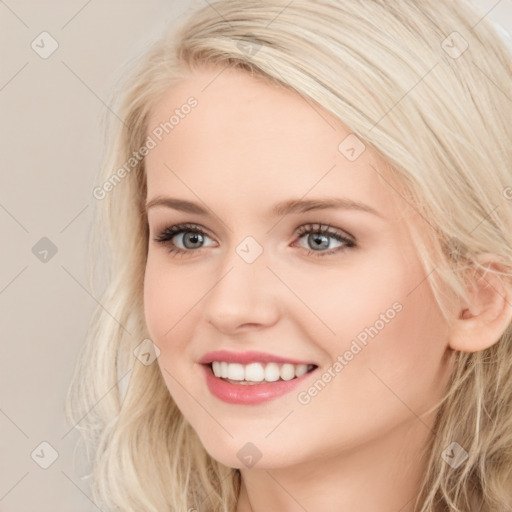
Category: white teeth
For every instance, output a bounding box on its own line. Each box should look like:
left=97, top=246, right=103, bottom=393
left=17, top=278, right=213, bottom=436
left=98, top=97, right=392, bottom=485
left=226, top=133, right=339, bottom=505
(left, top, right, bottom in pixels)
left=264, top=362, right=280, bottom=382
left=210, top=361, right=314, bottom=382
left=280, top=363, right=296, bottom=381
left=227, top=363, right=244, bottom=380
left=295, top=364, right=308, bottom=377
left=245, top=362, right=265, bottom=381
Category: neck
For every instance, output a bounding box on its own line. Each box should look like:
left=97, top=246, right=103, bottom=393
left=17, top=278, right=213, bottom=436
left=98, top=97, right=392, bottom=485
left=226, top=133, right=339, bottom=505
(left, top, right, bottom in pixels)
left=235, top=415, right=434, bottom=512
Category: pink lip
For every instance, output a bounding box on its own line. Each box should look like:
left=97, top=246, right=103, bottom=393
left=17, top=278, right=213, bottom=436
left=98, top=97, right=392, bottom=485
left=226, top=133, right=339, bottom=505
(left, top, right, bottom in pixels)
left=200, top=363, right=317, bottom=405
left=197, top=350, right=315, bottom=365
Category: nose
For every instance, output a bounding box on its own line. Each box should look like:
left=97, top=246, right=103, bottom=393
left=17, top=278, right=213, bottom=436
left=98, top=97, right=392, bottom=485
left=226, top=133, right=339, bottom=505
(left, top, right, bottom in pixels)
left=201, top=248, right=281, bottom=333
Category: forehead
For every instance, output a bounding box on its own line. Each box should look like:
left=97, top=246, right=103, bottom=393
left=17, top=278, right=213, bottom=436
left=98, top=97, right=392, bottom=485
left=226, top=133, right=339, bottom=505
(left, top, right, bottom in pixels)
left=144, top=66, right=403, bottom=222
left=146, top=65, right=342, bottom=154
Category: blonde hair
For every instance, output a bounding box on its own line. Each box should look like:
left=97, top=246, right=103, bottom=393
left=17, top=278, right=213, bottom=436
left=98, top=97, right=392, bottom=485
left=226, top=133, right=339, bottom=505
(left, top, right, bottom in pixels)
left=65, top=1, right=512, bottom=510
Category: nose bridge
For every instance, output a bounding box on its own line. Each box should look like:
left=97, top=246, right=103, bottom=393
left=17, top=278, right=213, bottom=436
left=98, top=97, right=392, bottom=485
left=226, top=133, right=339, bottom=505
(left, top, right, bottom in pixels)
left=211, top=238, right=268, bottom=302
left=202, top=236, right=278, bottom=330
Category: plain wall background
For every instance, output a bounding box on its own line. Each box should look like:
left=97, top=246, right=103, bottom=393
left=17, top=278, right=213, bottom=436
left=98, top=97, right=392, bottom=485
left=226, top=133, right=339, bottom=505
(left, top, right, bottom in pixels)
left=1, top=1, right=510, bottom=511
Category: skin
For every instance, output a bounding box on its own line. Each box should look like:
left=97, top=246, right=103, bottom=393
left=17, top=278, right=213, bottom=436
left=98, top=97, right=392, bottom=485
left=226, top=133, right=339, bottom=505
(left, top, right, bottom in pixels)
left=143, top=65, right=512, bottom=512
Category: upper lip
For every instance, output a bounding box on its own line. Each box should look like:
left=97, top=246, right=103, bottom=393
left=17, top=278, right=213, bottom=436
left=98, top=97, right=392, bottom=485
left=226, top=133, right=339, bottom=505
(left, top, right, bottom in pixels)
left=198, top=350, right=317, bottom=366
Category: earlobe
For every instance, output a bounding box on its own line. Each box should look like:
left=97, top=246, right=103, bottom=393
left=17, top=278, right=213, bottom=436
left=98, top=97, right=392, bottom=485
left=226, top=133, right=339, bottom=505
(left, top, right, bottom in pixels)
left=448, top=258, right=512, bottom=353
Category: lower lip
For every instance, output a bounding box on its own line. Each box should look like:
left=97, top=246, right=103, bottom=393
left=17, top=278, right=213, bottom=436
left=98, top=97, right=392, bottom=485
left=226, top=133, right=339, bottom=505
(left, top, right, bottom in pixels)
left=200, top=363, right=317, bottom=405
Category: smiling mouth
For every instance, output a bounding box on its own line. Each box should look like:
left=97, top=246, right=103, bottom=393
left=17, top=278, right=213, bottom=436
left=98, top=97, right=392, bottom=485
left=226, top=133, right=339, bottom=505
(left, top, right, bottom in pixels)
left=206, top=361, right=318, bottom=385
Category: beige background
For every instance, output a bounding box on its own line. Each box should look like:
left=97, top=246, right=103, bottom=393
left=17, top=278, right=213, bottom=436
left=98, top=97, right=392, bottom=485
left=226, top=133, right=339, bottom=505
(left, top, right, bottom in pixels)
left=1, top=1, right=510, bottom=511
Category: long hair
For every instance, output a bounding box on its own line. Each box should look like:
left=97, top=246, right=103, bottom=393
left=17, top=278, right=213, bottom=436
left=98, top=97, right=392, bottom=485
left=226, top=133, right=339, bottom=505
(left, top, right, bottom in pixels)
left=65, top=1, right=512, bottom=510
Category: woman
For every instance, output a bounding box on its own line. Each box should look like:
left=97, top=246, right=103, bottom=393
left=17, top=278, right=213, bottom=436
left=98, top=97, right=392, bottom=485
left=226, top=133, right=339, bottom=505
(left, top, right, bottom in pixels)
left=66, top=1, right=512, bottom=510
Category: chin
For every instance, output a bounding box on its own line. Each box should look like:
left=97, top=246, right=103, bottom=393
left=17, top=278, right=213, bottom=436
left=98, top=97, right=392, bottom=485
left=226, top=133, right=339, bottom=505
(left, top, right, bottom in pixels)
left=198, top=436, right=301, bottom=471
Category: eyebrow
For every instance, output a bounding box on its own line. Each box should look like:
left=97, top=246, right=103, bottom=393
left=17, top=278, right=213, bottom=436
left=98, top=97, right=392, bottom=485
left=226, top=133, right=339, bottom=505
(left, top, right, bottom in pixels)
left=145, top=196, right=382, bottom=218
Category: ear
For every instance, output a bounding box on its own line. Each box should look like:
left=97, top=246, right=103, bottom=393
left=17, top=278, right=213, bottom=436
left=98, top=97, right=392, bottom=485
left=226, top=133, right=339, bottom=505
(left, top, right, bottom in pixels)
left=449, top=256, right=512, bottom=353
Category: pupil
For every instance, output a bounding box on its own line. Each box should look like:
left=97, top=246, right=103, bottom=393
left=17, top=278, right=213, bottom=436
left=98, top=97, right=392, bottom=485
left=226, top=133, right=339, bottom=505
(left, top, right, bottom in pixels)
left=185, top=233, right=202, bottom=247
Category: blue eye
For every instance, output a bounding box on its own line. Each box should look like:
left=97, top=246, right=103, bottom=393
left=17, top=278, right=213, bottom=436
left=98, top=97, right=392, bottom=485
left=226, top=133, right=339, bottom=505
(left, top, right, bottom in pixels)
left=294, top=223, right=355, bottom=257
left=154, top=223, right=215, bottom=257
left=154, top=222, right=356, bottom=258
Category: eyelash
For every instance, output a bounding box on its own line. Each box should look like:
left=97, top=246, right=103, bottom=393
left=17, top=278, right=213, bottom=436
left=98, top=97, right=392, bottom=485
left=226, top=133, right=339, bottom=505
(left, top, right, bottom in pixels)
left=153, top=222, right=356, bottom=259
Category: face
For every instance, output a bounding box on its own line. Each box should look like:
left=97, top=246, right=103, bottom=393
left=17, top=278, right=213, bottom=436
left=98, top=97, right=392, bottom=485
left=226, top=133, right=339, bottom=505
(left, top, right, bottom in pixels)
left=143, top=65, right=455, bottom=469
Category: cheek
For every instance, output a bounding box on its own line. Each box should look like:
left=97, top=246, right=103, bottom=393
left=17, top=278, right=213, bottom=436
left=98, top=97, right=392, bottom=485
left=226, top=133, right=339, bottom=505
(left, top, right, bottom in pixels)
left=143, top=267, right=170, bottom=342
left=303, top=244, right=450, bottom=412
left=350, top=246, right=450, bottom=374
left=319, top=265, right=450, bottom=426
left=275, top=245, right=410, bottom=338
left=143, top=257, right=201, bottom=399
left=143, top=254, right=201, bottom=341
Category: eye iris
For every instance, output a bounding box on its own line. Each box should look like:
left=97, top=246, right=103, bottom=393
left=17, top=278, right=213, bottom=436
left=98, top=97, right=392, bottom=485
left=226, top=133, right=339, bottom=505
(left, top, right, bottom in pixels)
left=183, top=232, right=203, bottom=248
left=309, top=233, right=329, bottom=250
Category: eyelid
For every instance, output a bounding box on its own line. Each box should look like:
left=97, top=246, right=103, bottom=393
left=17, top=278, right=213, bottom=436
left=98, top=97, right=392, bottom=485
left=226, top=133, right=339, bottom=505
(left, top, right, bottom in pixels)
left=295, top=222, right=354, bottom=241
left=153, top=222, right=352, bottom=240
left=153, top=222, right=216, bottom=244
